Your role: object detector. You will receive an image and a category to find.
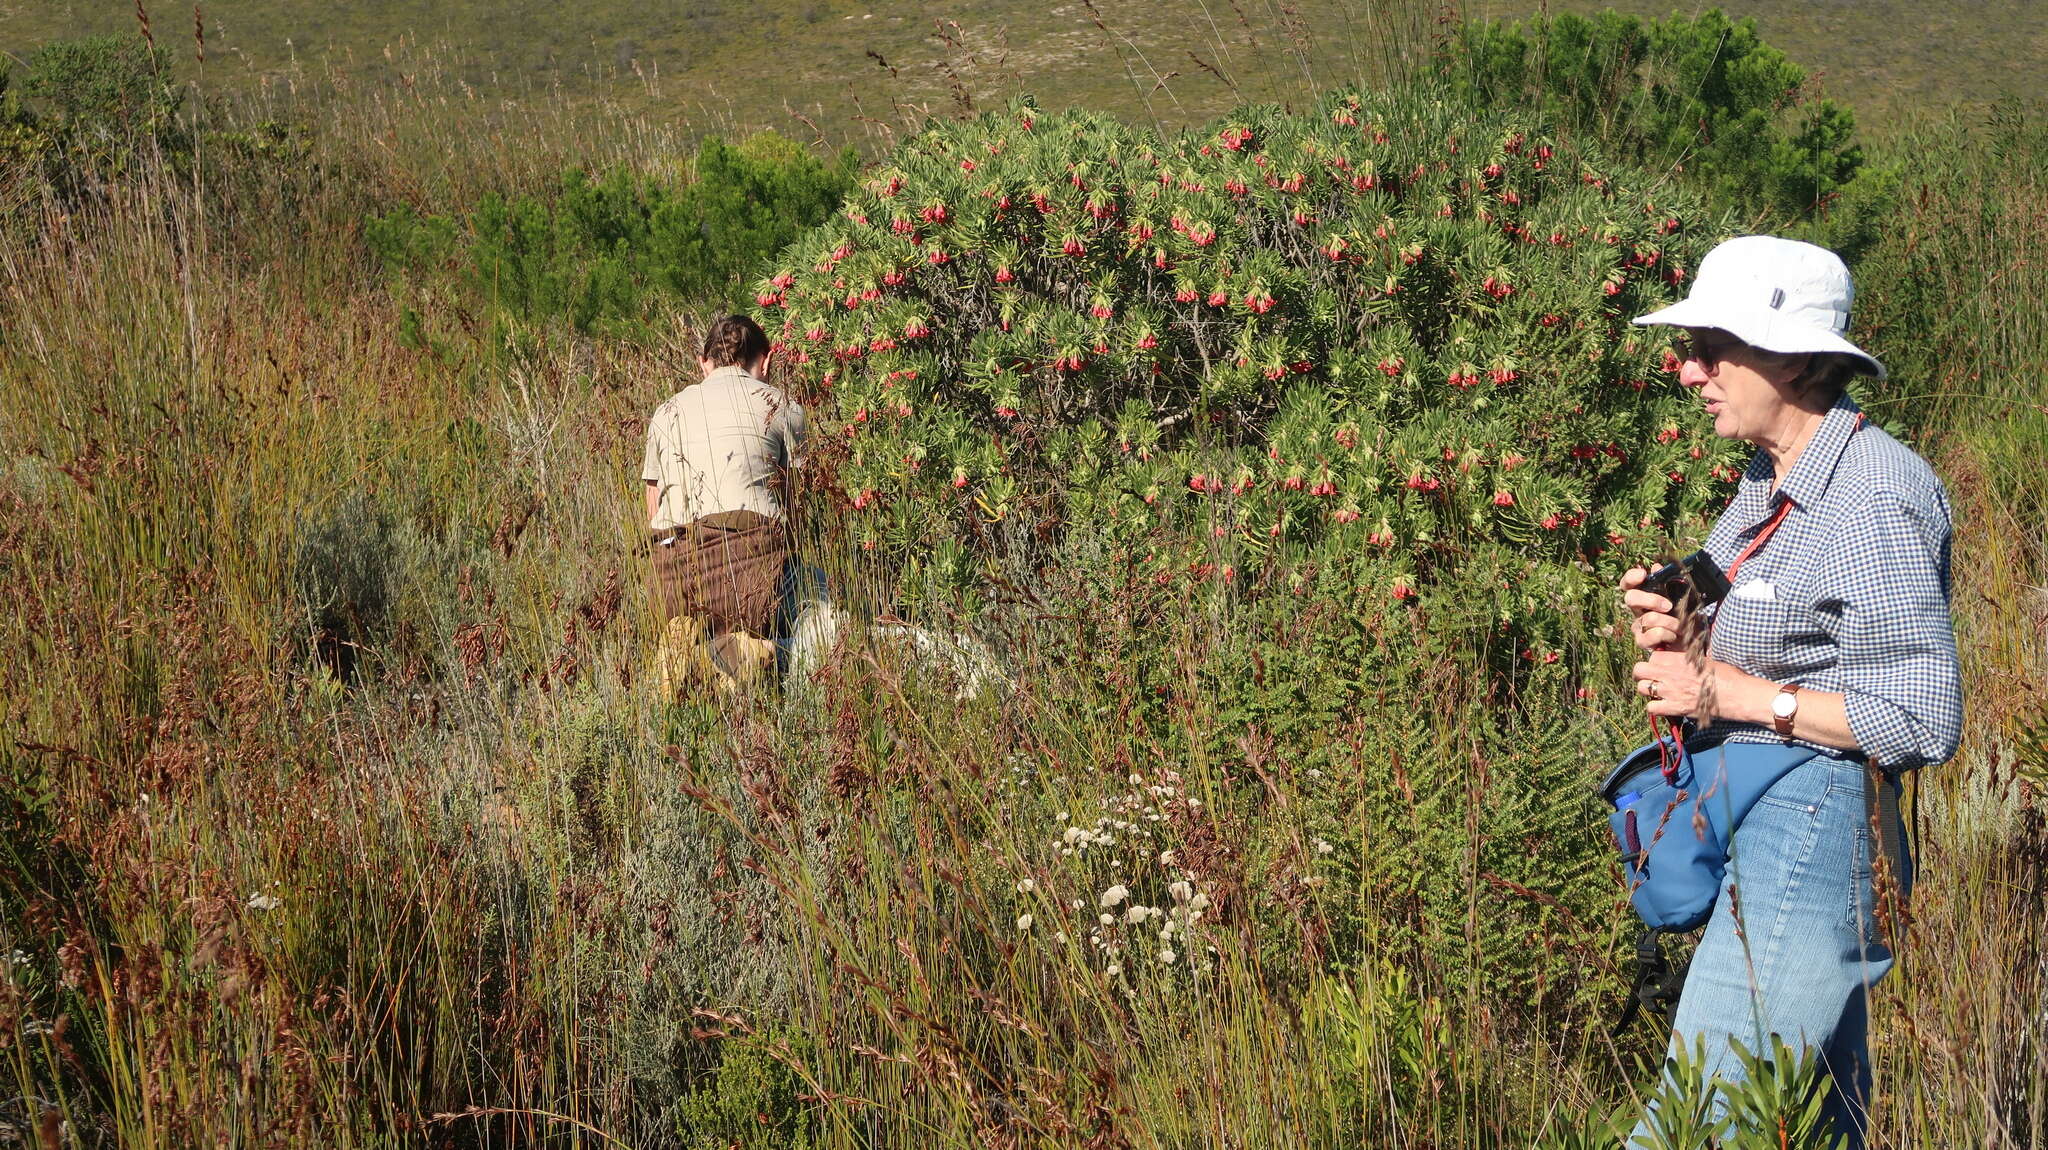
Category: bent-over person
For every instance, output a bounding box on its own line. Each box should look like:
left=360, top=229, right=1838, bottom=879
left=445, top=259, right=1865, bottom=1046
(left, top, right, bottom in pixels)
left=642, top=314, right=806, bottom=687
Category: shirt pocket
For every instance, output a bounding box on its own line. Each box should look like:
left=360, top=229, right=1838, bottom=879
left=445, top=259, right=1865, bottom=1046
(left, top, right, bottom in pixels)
left=1711, top=589, right=1828, bottom=680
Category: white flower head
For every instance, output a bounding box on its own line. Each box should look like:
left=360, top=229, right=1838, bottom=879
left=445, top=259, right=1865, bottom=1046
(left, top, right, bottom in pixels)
left=1105, top=963, right=1122, bottom=977
left=1016, top=914, right=1034, bottom=932
left=1099, top=913, right=1114, bottom=926
left=1189, top=891, right=1210, bottom=913
left=1314, top=838, right=1334, bottom=855
left=1168, top=880, right=1193, bottom=904
left=246, top=894, right=282, bottom=912
left=1123, top=905, right=1150, bottom=924
left=1099, top=884, right=1130, bottom=908
left=1158, top=947, right=1177, bottom=965
left=1158, top=850, right=1178, bottom=867
left=1015, top=878, right=1036, bottom=893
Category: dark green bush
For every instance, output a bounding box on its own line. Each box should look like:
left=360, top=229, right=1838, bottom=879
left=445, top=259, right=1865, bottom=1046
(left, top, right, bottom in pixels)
left=365, top=133, right=857, bottom=334
left=12, top=35, right=186, bottom=196
left=1441, top=10, right=1863, bottom=223
left=674, top=1029, right=818, bottom=1149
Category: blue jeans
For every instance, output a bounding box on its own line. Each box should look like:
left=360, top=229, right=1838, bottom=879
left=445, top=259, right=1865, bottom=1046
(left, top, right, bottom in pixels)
left=1637, top=754, right=1911, bottom=1148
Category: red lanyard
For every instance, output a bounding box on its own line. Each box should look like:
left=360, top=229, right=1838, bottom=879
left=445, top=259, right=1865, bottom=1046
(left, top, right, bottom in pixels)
left=1723, top=498, right=1793, bottom=587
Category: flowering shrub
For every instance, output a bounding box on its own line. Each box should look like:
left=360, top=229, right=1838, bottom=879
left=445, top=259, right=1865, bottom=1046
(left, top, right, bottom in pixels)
left=761, top=91, right=1745, bottom=614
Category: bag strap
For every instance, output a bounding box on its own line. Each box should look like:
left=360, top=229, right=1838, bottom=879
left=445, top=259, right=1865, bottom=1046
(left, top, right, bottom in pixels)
left=1865, top=761, right=1908, bottom=911
left=1612, top=928, right=1688, bottom=1036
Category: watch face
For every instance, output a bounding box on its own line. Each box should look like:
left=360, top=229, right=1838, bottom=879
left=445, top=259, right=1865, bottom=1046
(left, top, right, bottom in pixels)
left=1772, top=692, right=1798, bottom=719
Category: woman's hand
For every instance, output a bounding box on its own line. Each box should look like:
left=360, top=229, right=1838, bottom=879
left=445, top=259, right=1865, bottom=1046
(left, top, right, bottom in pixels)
left=1631, top=650, right=1729, bottom=721
left=1619, top=566, right=1696, bottom=651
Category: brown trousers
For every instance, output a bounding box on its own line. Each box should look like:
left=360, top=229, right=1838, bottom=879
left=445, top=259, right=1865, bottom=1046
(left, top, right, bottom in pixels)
left=648, top=510, right=788, bottom=636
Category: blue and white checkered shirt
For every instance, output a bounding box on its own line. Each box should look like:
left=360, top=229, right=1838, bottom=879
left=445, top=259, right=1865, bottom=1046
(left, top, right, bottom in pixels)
left=1698, top=392, right=1962, bottom=770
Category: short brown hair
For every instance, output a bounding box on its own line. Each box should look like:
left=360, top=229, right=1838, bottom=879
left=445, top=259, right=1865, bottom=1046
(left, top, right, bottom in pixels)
left=701, top=314, right=770, bottom=368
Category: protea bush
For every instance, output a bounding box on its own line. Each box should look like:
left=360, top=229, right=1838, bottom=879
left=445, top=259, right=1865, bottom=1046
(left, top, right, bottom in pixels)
left=759, top=92, right=1745, bottom=653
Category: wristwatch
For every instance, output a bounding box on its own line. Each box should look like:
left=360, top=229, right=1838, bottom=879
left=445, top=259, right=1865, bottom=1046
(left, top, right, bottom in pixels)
left=1770, top=684, right=1802, bottom=735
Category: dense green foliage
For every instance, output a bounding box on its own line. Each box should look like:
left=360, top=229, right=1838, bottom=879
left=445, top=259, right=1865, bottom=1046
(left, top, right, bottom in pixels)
left=766, top=96, right=1739, bottom=614
left=1, top=35, right=186, bottom=197
left=366, top=134, right=857, bottom=332
left=1441, top=10, right=1863, bottom=223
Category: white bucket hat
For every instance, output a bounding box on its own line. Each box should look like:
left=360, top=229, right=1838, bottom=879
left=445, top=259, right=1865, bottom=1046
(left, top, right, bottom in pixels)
left=1632, top=235, right=1886, bottom=380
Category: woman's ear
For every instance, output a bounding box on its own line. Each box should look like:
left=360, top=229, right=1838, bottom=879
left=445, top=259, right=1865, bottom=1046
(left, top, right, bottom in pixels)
left=697, top=356, right=716, bottom=375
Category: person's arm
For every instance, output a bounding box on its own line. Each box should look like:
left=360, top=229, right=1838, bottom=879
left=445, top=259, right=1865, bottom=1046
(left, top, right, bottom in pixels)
left=641, top=413, right=666, bottom=529
left=782, top=396, right=807, bottom=471
left=1666, top=661, right=1861, bottom=750
left=1813, top=489, right=1961, bottom=767
left=1636, top=488, right=1961, bottom=767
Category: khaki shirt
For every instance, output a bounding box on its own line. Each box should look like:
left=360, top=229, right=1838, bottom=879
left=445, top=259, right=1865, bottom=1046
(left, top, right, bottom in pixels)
left=641, top=366, right=806, bottom=530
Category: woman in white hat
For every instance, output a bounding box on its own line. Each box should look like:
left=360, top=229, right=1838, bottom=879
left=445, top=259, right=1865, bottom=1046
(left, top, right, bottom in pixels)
left=1619, top=236, right=1961, bottom=1144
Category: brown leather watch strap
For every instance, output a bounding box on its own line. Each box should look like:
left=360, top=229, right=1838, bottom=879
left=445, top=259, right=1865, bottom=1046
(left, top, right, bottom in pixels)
left=1772, top=683, right=1802, bottom=735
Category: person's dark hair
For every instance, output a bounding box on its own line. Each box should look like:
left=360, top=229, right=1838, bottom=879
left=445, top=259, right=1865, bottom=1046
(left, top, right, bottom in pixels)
left=701, top=314, right=771, bottom=369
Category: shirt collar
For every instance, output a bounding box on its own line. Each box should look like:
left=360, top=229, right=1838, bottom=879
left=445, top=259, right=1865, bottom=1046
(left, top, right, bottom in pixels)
left=702, top=364, right=761, bottom=386
left=1771, top=391, right=1864, bottom=510
left=1728, top=392, right=1862, bottom=532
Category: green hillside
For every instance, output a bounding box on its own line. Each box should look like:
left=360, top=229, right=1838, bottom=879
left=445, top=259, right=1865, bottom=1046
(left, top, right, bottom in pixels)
left=6, top=0, right=2040, bottom=147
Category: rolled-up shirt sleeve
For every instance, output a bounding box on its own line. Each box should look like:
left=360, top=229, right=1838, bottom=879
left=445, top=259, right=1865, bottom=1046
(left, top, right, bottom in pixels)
left=641, top=421, right=664, bottom=486
left=780, top=399, right=807, bottom=470
left=1815, top=489, right=1962, bottom=769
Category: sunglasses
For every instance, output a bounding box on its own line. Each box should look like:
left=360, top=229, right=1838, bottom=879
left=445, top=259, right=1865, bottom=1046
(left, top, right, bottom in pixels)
left=1670, top=332, right=1744, bottom=371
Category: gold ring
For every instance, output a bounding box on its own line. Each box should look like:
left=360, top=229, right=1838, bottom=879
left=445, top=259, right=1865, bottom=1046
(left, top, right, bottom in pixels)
left=1650, top=681, right=1662, bottom=699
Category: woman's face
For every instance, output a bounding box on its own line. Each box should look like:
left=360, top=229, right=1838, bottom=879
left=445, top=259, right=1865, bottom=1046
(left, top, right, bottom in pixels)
left=1674, top=328, right=1806, bottom=443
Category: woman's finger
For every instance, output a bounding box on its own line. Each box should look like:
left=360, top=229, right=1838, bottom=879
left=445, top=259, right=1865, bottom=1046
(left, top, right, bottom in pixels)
left=1620, top=566, right=1649, bottom=591
left=1631, top=611, right=1682, bottom=634
left=1622, top=589, right=1674, bottom=615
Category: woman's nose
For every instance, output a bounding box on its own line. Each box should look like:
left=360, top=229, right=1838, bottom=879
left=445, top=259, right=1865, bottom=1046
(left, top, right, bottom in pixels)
left=1677, top=358, right=1710, bottom=388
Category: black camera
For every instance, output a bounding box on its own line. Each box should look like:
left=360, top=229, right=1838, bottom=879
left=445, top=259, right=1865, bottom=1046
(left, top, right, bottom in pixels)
left=1640, top=550, right=1731, bottom=612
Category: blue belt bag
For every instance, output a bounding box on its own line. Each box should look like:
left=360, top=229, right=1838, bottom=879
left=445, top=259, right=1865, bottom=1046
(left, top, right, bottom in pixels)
left=1601, top=736, right=1820, bottom=931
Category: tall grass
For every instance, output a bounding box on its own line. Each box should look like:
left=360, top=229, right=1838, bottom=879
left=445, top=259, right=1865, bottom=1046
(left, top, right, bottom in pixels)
left=0, top=42, right=2043, bottom=1150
